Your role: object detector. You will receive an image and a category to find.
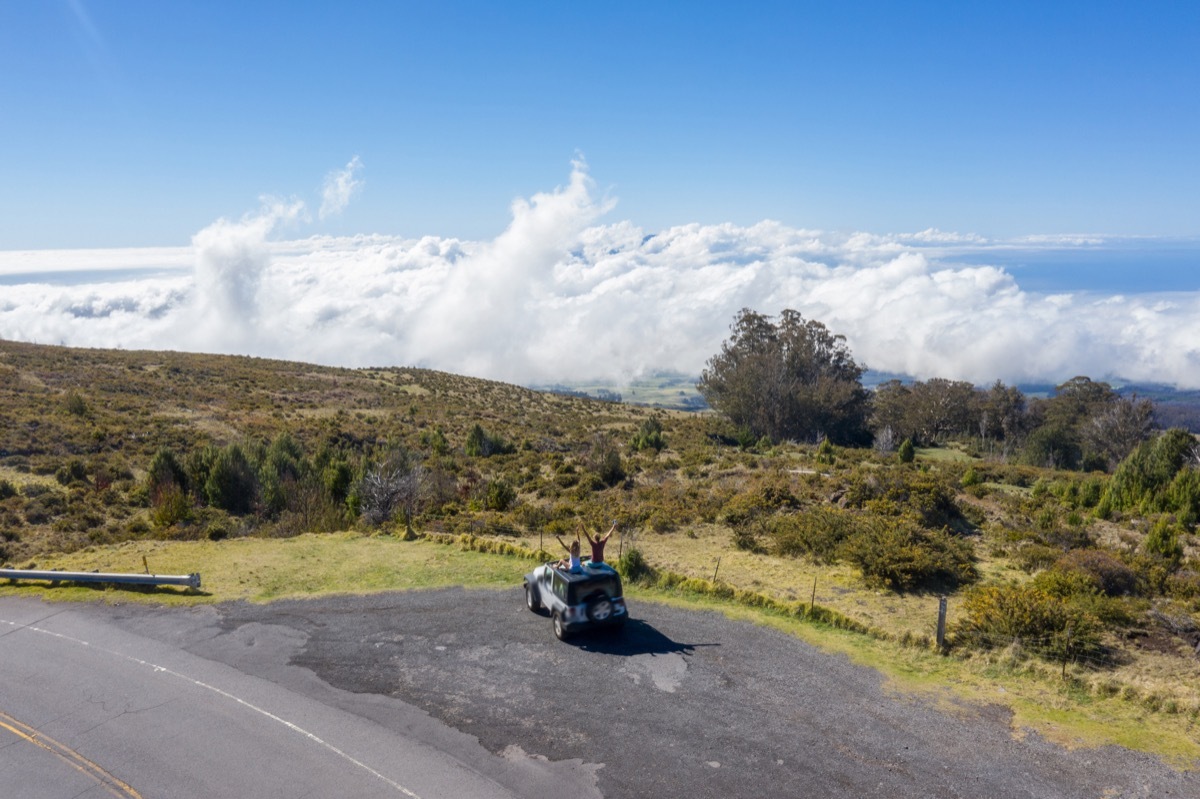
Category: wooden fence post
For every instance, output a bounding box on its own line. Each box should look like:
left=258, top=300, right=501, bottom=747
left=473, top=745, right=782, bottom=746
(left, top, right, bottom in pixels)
left=936, top=596, right=948, bottom=651
left=1062, top=625, right=1073, bottom=680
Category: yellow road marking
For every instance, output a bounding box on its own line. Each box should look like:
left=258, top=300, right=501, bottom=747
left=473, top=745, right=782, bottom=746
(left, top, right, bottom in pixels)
left=0, top=709, right=143, bottom=799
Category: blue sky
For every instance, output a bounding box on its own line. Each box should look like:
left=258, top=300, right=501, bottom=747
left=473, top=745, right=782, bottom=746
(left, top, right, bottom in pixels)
left=2, top=2, right=1199, bottom=388
left=3, top=1, right=1198, bottom=249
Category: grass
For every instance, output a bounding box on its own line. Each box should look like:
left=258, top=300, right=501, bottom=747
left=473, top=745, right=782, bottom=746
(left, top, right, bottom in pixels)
left=5, top=532, right=1198, bottom=765
left=915, top=445, right=977, bottom=463
left=0, top=532, right=523, bottom=605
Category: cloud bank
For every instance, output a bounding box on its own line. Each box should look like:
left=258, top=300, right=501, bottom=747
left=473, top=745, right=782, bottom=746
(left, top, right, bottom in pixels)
left=2, top=162, right=1199, bottom=389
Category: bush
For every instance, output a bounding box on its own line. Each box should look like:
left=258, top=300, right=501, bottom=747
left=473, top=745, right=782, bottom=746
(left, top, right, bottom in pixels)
left=465, top=424, right=513, bottom=457
left=898, top=438, right=915, bottom=464
left=839, top=517, right=977, bottom=591
left=844, top=469, right=967, bottom=531
left=587, top=435, right=626, bottom=487
left=0, top=479, right=15, bottom=500
left=1054, top=548, right=1138, bottom=596
left=1105, top=428, right=1196, bottom=513
left=483, top=479, right=516, bottom=512
left=55, top=459, right=88, bottom=487
left=64, top=391, right=88, bottom=416
left=1033, top=567, right=1101, bottom=599
left=150, top=482, right=192, bottom=527
left=771, top=506, right=858, bottom=563
left=1143, top=518, right=1184, bottom=566
left=630, top=416, right=667, bottom=453
left=616, top=546, right=654, bottom=583
left=1012, top=542, right=1060, bottom=573
left=955, top=583, right=1102, bottom=660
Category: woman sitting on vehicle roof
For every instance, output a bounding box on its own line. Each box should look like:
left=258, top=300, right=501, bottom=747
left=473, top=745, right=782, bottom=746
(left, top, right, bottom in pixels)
left=554, top=535, right=584, bottom=574
left=579, top=521, right=617, bottom=564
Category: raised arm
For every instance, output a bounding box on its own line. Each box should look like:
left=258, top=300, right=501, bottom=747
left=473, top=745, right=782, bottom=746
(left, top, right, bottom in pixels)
left=577, top=521, right=597, bottom=545
left=601, top=521, right=617, bottom=542
left=555, top=534, right=572, bottom=554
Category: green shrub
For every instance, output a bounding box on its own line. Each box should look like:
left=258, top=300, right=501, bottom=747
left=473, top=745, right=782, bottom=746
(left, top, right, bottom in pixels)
left=955, top=583, right=1102, bottom=660
left=484, top=479, right=516, bottom=512
left=421, top=427, right=450, bottom=455
left=55, top=459, right=88, bottom=486
left=1143, top=518, right=1184, bottom=566
left=1077, top=476, right=1105, bottom=509
left=771, top=506, right=858, bottom=563
left=616, top=546, right=654, bottom=583
left=0, top=479, right=15, bottom=500
left=845, top=469, right=967, bottom=531
left=721, top=491, right=769, bottom=526
left=898, top=438, right=915, bottom=464
left=731, top=515, right=769, bottom=553
left=631, top=416, right=667, bottom=453
left=465, top=424, right=513, bottom=457
left=1105, top=428, right=1196, bottom=513
left=1166, top=568, right=1200, bottom=600
left=587, top=435, right=626, bottom=487
left=1033, top=567, right=1101, bottom=599
left=839, top=517, right=977, bottom=591
left=1165, top=468, right=1200, bottom=529
left=816, top=437, right=835, bottom=464
left=150, top=482, right=192, bottom=527
left=64, top=391, right=88, bottom=416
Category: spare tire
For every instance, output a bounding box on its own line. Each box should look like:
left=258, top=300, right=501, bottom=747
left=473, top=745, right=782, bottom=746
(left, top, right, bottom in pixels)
left=587, top=595, right=613, bottom=622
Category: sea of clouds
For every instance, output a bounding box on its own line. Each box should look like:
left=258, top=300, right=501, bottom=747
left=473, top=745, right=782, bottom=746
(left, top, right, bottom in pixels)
left=2, top=160, right=1199, bottom=389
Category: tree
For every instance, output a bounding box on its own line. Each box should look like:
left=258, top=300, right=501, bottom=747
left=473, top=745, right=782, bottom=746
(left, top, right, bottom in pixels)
left=870, top=380, right=913, bottom=443
left=1023, top=377, right=1120, bottom=470
left=978, top=381, right=1027, bottom=458
left=204, top=444, right=258, bottom=514
left=698, top=309, right=870, bottom=445
left=871, top=378, right=979, bottom=447
left=359, top=447, right=426, bottom=526
left=1081, top=394, right=1154, bottom=470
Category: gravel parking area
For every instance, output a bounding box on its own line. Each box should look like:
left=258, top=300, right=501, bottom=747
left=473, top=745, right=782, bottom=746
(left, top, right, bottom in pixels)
left=97, top=588, right=1199, bottom=799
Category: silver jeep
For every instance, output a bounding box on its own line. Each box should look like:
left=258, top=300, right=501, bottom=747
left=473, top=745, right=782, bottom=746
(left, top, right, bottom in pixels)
left=523, top=561, right=628, bottom=640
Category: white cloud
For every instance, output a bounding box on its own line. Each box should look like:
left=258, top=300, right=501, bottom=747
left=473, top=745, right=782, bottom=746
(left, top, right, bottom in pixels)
left=186, top=196, right=306, bottom=353
left=1, top=161, right=1199, bottom=390
left=319, top=156, right=363, bottom=220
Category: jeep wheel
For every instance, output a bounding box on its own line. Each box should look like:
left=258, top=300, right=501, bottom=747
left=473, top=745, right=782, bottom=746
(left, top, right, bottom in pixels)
left=587, top=597, right=613, bottom=622
left=553, top=612, right=569, bottom=641
left=524, top=582, right=541, bottom=612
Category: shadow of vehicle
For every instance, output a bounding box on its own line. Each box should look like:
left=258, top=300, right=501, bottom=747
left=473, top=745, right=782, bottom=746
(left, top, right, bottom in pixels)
left=570, top=617, right=718, bottom=657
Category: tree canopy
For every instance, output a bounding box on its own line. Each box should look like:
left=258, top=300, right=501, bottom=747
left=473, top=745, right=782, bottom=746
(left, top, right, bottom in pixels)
left=698, top=309, right=871, bottom=445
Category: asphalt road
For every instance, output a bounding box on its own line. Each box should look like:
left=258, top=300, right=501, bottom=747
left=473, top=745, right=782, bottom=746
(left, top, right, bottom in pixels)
left=2, top=589, right=1197, bottom=798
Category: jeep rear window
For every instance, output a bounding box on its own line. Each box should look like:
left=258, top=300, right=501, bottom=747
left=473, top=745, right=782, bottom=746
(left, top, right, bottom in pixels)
left=567, top=577, right=620, bottom=605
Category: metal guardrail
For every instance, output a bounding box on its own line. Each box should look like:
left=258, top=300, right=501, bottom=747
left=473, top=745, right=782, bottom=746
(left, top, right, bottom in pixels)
left=0, top=568, right=201, bottom=590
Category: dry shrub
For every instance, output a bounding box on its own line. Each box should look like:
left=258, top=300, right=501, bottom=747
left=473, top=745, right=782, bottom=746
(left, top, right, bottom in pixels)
left=1055, top=548, right=1138, bottom=596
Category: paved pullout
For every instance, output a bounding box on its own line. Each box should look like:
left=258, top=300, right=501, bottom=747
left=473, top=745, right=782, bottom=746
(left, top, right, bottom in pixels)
left=4, top=589, right=1197, bottom=797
